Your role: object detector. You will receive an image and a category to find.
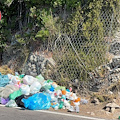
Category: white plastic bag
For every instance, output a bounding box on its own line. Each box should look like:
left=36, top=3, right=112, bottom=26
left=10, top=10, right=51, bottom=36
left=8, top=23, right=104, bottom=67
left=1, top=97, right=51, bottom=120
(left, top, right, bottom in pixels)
left=5, top=100, right=17, bottom=107
left=20, top=84, right=30, bottom=95
left=64, top=100, right=70, bottom=109
left=7, top=74, right=14, bottom=80
left=30, top=81, right=41, bottom=94
left=11, top=76, right=20, bottom=85
left=50, top=92, right=57, bottom=102
left=23, top=75, right=37, bottom=85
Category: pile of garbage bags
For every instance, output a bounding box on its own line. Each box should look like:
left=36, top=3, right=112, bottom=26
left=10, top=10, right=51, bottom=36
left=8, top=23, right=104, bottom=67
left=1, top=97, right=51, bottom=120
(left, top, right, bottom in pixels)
left=0, top=73, right=88, bottom=112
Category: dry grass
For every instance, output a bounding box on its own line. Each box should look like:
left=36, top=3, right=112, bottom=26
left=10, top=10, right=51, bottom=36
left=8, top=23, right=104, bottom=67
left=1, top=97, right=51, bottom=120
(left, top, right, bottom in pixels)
left=91, top=81, right=120, bottom=102
left=0, top=65, right=14, bottom=75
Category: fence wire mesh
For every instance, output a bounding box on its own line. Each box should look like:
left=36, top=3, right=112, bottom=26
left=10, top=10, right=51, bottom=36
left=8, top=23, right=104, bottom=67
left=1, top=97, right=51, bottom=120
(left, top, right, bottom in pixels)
left=45, top=7, right=120, bottom=92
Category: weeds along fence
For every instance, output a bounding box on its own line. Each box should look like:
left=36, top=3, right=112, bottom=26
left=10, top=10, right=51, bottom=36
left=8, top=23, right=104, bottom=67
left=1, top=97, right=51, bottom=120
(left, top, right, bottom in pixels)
left=45, top=6, right=120, bottom=92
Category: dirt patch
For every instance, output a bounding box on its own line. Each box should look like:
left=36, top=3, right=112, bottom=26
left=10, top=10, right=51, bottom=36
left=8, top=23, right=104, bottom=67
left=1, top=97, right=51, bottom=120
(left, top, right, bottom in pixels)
left=48, top=100, right=120, bottom=120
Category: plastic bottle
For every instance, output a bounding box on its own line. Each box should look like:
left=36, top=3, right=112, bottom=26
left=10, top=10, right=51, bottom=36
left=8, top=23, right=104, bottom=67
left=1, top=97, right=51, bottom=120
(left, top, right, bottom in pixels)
left=75, top=105, right=79, bottom=113
left=68, top=106, right=75, bottom=112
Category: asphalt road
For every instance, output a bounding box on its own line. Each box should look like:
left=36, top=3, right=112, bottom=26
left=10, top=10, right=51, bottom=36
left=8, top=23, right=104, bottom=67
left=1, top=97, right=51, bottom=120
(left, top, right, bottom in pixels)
left=0, top=106, right=106, bottom=120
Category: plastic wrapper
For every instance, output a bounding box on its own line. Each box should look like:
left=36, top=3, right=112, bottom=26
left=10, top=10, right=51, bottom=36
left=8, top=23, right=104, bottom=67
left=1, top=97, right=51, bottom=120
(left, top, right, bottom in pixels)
left=23, top=75, right=37, bottom=85
left=36, top=74, right=44, bottom=85
left=15, top=94, right=32, bottom=107
left=30, top=81, right=41, bottom=94
left=0, top=73, right=10, bottom=87
left=0, top=85, right=19, bottom=99
left=20, top=84, right=30, bottom=95
left=80, top=99, right=88, bottom=104
left=55, top=86, right=66, bottom=91
left=22, top=93, right=51, bottom=110
left=5, top=100, right=17, bottom=107
left=11, top=76, right=21, bottom=85
left=1, top=97, right=9, bottom=105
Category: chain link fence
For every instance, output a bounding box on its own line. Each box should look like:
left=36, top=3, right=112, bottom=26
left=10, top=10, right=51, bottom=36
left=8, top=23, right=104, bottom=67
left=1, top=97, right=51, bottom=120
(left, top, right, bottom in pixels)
left=45, top=6, right=120, bottom=93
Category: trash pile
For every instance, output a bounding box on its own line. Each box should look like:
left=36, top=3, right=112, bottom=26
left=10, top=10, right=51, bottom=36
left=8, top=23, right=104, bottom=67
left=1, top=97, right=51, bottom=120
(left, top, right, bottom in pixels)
left=0, top=72, right=88, bottom=112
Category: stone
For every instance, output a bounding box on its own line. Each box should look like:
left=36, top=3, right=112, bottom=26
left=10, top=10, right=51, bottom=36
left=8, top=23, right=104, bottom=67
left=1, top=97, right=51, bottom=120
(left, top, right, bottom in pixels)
left=30, top=72, right=37, bottom=77
left=31, top=64, right=36, bottom=69
left=106, top=102, right=120, bottom=108
left=33, top=69, right=37, bottom=73
left=34, top=57, right=37, bottom=62
left=105, top=107, right=110, bottom=112
left=28, top=62, right=31, bottom=67
left=38, top=56, right=44, bottom=62
left=94, top=98, right=100, bottom=105
left=113, top=99, right=117, bottom=103
left=38, top=62, right=42, bottom=66
left=74, top=79, right=79, bottom=84
left=106, top=111, right=110, bottom=116
left=30, top=55, right=34, bottom=62
left=41, top=60, right=46, bottom=69
left=110, top=107, right=115, bottom=113
left=28, top=68, right=31, bottom=72
left=108, top=74, right=120, bottom=83
left=108, top=91, right=113, bottom=95
left=91, top=98, right=100, bottom=105
left=90, top=112, right=95, bottom=116
left=114, top=68, right=120, bottom=73
left=109, top=42, right=120, bottom=55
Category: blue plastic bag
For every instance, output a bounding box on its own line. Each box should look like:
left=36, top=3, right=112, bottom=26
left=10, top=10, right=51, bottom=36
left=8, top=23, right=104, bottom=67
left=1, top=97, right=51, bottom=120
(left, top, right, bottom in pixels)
left=0, top=73, right=10, bottom=87
left=22, top=93, right=51, bottom=110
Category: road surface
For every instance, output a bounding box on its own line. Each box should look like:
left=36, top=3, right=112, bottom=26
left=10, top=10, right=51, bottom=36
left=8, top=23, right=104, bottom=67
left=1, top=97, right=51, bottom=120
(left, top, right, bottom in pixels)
left=0, top=105, right=106, bottom=120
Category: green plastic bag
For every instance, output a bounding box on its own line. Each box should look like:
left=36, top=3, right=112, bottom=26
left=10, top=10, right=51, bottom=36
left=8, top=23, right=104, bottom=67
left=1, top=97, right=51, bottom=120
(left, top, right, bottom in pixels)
left=59, top=101, right=64, bottom=109
left=55, top=86, right=66, bottom=91
left=47, top=80, right=53, bottom=83
left=9, top=90, right=22, bottom=100
left=36, top=74, right=44, bottom=82
left=44, top=85, right=51, bottom=90
left=19, top=74, right=25, bottom=78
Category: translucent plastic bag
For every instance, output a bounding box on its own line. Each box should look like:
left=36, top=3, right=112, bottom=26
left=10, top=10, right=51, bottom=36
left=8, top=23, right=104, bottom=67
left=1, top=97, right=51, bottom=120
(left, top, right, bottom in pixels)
left=7, top=74, right=14, bottom=80
left=22, top=93, right=51, bottom=110
left=30, top=81, right=41, bottom=94
left=1, top=85, right=19, bottom=99
left=36, top=74, right=44, bottom=85
left=55, top=86, right=66, bottom=91
left=23, top=75, right=37, bottom=85
left=5, top=100, right=17, bottom=107
left=1, top=97, right=9, bottom=105
left=11, top=76, right=20, bottom=85
left=20, top=84, right=30, bottom=95
left=0, top=74, right=10, bottom=87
